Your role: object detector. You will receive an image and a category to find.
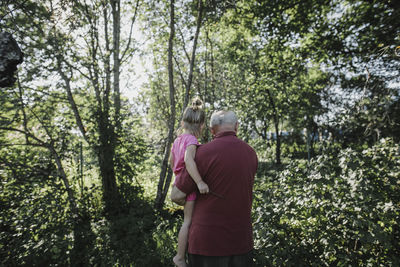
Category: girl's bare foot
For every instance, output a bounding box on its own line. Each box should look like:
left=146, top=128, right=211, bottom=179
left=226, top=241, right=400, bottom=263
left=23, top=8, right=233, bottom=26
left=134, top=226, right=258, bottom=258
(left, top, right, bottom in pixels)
left=173, top=255, right=187, bottom=267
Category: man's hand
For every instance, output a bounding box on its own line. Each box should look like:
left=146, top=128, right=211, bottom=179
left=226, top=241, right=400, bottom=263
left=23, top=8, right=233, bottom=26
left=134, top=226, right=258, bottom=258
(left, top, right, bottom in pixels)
left=170, top=185, right=187, bottom=206
left=197, top=180, right=209, bottom=194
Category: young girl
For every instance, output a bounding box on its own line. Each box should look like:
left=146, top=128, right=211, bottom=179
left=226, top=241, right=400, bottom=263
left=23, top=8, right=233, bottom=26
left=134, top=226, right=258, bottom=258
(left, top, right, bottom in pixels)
left=170, top=98, right=209, bottom=267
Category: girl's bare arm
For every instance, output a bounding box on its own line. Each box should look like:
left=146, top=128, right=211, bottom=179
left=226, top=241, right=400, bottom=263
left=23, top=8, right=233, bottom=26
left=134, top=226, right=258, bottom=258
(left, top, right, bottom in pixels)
left=184, top=145, right=209, bottom=194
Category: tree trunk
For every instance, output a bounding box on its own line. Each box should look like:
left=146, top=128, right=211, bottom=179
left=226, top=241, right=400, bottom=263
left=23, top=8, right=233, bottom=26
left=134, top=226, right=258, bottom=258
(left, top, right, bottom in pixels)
left=201, top=29, right=210, bottom=143
left=266, top=88, right=281, bottom=165
left=274, top=120, right=282, bottom=165
left=96, top=0, right=120, bottom=215
left=98, top=121, right=119, bottom=214
left=155, top=0, right=176, bottom=210
left=57, top=66, right=88, bottom=143
left=112, top=0, right=121, bottom=132
left=181, top=0, right=203, bottom=111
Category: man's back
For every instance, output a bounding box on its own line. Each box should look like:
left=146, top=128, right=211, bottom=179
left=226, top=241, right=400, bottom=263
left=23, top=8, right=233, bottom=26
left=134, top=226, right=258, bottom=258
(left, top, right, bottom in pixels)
left=176, top=130, right=258, bottom=256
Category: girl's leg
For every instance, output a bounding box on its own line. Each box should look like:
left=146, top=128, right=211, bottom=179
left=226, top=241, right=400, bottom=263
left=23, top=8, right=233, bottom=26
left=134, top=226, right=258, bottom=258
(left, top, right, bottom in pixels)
left=173, top=200, right=195, bottom=267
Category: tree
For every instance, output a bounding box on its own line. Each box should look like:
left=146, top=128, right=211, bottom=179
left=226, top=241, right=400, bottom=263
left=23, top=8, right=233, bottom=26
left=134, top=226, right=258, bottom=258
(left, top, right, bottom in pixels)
left=308, top=0, right=400, bottom=144
left=202, top=0, right=330, bottom=163
left=53, top=0, right=142, bottom=214
left=154, top=0, right=177, bottom=210
left=2, top=0, right=142, bottom=215
left=0, top=1, right=94, bottom=264
left=142, top=0, right=206, bottom=209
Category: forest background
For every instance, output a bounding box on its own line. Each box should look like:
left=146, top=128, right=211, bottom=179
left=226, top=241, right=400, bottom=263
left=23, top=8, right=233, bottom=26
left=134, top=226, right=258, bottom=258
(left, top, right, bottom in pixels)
left=1, top=0, right=399, bottom=266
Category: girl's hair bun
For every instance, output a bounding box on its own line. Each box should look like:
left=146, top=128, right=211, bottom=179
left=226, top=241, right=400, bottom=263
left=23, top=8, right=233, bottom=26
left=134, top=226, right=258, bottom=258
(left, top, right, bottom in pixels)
left=191, top=97, right=203, bottom=111
left=182, top=97, right=206, bottom=136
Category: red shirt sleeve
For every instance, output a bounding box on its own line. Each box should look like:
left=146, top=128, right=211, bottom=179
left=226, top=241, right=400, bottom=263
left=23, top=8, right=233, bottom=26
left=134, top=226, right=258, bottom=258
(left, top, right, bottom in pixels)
left=175, top=164, right=197, bottom=195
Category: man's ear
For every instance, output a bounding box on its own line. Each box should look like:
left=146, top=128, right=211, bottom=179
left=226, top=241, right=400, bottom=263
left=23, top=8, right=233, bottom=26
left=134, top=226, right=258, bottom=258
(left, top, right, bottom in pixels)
left=234, top=122, right=238, bottom=132
left=210, top=127, right=216, bottom=136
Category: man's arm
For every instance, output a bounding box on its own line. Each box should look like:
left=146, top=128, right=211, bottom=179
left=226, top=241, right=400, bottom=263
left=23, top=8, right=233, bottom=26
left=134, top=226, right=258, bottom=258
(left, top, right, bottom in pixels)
left=170, top=185, right=187, bottom=206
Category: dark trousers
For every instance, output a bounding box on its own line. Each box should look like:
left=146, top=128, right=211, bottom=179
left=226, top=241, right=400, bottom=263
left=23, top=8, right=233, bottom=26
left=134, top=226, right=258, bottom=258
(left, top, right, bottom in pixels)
left=188, top=250, right=253, bottom=267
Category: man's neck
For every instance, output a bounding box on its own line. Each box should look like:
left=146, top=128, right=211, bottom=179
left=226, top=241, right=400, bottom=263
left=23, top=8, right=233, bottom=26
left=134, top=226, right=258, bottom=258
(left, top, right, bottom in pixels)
left=214, top=130, right=236, bottom=139
left=215, top=125, right=235, bottom=133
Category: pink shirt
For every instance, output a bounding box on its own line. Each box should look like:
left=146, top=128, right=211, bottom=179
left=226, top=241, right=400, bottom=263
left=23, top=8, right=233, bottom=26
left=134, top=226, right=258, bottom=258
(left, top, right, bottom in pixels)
left=171, top=133, right=199, bottom=201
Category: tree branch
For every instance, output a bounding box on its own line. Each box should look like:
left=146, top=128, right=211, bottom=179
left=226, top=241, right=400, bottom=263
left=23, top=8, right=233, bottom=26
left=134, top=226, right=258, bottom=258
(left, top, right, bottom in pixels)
left=120, top=0, right=141, bottom=62
left=176, top=26, right=191, bottom=62
left=0, top=127, right=46, bottom=146
left=173, top=54, right=187, bottom=91
left=57, top=61, right=89, bottom=143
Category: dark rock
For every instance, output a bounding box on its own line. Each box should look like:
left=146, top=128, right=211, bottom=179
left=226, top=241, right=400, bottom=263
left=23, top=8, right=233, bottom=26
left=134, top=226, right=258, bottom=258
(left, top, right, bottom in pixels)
left=0, top=32, right=23, bottom=88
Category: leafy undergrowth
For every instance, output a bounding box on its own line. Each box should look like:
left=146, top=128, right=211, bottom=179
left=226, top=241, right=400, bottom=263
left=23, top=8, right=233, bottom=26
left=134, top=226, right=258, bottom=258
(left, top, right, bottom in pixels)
left=253, top=139, right=400, bottom=266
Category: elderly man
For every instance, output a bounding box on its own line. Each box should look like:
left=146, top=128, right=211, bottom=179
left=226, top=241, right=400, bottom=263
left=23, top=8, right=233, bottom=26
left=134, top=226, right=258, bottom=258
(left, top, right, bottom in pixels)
left=171, top=110, right=258, bottom=267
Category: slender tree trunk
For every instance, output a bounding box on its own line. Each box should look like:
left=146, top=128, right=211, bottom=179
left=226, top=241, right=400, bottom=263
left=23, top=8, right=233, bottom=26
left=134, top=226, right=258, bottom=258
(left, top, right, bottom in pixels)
left=181, top=0, right=203, bottom=111
left=160, top=167, right=173, bottom=206
left=274, top=120, right=281, bottom=165
left=17, top=76, right=29, bottom=145
left=155, top=0, right=176, bottom=210
left=112, top=0, right=121, bottom=132
left=202, top=29, right=210, bottom=142
left=266, top=88, right=281, bottom=164
left=57, top=66, right=88, bottom=143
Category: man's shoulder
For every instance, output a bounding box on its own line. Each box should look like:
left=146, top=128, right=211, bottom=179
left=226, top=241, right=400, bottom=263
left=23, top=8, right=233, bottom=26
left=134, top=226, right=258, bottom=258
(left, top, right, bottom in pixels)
left=198, top=136, right=255, bottom=152
left=195, top=139, right=221, bottom=157
left=196, top=141, right=213, bottom=152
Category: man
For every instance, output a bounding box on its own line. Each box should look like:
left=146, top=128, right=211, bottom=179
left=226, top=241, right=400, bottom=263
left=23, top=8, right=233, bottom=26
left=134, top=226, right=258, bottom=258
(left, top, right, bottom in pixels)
left=171, top=110, right=258, bottom=267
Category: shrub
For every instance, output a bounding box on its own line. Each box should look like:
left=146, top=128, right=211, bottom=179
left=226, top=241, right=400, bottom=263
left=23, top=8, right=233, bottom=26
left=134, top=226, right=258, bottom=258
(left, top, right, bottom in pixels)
left=253, top=139, right=400, bottom=266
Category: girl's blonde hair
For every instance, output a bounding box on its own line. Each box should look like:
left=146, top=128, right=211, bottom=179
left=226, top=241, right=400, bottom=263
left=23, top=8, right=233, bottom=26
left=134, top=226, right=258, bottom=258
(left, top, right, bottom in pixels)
left=182, top=97, right=205, bottom=138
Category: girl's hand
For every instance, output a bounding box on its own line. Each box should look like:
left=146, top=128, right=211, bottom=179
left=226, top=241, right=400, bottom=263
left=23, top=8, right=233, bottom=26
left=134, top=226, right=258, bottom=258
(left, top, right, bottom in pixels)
left=197, top=181, right=209, bottom=194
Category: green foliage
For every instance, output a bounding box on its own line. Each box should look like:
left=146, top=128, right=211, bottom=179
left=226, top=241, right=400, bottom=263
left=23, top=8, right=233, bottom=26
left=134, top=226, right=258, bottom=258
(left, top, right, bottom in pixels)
left=253, top=139, right=400, bottom=266
left=0, top=146, right=72, bottom=266
left=152, top=211, right=183, bottom=266
left=1, top=0, right=399, bottom=265
left=115, top=114, right=149, bottom=185
left=1, top=158, right=166, bottom=266
left=88, top=183, right=162, bottom=266
left=336, top=91, right=400, bottom=145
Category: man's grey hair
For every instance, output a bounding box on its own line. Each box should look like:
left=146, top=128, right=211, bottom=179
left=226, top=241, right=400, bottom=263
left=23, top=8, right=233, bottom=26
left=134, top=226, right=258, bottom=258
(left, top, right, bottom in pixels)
left=209, top=110, right=238, bottom=128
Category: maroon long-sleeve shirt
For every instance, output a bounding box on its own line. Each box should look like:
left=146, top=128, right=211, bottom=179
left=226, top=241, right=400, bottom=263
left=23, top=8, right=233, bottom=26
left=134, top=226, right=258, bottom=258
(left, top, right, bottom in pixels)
left=176, top=131, right=258, bottom=256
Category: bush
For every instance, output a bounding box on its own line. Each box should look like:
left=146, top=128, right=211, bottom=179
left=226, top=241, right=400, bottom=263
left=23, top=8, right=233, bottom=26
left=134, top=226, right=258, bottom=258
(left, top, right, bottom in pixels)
left=1, top=165, right=167, bottom=266
left=88, top=183, right=162, bottom=266
left=0, top=147, right=73, bottom=266
left=253, top=139, right=400, bottom=266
